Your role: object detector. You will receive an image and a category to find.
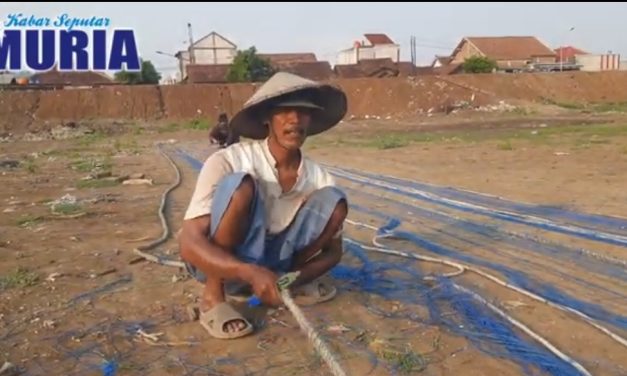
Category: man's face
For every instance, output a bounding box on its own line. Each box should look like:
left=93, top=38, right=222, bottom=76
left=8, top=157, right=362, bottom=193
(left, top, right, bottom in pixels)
left=268, top=106, right=313, bottom=150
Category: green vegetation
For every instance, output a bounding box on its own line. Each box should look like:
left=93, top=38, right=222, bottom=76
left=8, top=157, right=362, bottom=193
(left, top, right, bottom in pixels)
left=590, top=102, right=627, bottom=113
left=21, top=158, right=38, bottom=173
left=70, top=158, right=112, bottom=173
left=0, top=267, right=39, bottom=290
left=114, top=60, right=161, bottom=84
left=378, top=346, right=428, bottom=374
left=158, top=119, right=212, bottom=132
left=16, top=215, right=44, bottom=227
left=185, top=118, right=212, bottom=130
left=541, top=99, right=627, bottom=112
left=158, top=122, right=180, bottom=133
left=78, top=131, right=107, bottom=146
left=114, top=138, right=141, bottom=154
left=369, top=134, right=411, bottom=149
left=51, top=202, right=85, bottom=216
left=497, top=140, right=514, bottom=150
left=76, top=178, right=121, bottom=189
left=462, top=56, right=498, bottom=74
left=307, top=122, right=627, bottom=150
left=227, top=47, right=275, bottom=83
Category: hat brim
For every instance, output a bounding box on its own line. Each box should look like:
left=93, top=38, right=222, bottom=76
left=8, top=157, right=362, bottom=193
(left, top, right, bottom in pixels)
left=274, top=99, right=323, bottom=111
left=231, top=85, right=347, bottom=140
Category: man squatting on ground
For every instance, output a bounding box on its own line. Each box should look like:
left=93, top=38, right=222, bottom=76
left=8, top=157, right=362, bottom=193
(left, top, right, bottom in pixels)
left=179, top=72, right=349, bottom=339
left=209, top=113, right=241, bottom=148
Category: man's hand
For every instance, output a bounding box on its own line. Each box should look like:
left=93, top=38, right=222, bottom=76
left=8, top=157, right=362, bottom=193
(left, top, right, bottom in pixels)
left=243, top=265, right=282, bottom=307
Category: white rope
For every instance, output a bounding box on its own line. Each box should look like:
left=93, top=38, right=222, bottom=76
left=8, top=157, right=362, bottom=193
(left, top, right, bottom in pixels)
left=344, top=218, right=627, bottom=375
left=281, top=290, right=348, bottom=376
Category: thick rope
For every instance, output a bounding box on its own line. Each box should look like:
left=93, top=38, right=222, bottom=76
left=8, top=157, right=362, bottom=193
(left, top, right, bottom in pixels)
left=281, top=290, right=348, bottom=376
left=132, top=144, right=185, bottom=268
left=135, top=146, right=349, bottom=375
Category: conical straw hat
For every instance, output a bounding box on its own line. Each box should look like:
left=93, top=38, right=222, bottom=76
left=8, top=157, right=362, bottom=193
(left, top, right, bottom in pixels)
left=230, top=72, right=347, bottom=140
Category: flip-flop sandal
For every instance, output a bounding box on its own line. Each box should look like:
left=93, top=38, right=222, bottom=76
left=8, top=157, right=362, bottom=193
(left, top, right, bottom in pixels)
left=292, top=279, right=337, bottom=306
left=199, top=302, right=254, bottom=339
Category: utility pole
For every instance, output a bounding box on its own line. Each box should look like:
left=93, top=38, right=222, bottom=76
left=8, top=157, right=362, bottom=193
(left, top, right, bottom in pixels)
left=560, top=26, right=575, bottom=72
left=410, top=36, right=417, bottom=75
left=187, top=22, right=196, bottom=65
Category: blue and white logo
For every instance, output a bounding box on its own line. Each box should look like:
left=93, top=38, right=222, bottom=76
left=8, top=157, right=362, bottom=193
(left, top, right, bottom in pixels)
left=1, top=13, right=141, bottom=72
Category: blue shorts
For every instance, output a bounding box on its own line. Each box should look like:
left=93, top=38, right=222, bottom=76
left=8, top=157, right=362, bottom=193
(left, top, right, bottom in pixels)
left=185, top=172, right=347, bottom=284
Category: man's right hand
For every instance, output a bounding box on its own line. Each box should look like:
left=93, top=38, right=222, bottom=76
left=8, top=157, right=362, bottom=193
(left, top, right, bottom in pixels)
left=243, top=265, right=282, bottom=307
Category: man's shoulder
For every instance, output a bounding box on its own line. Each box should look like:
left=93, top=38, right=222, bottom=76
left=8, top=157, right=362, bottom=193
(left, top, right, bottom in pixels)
left=211, top=140, right=267, bottom=167
left=218, top=139, right=258, bottom=155
left=302, top=156, right=334, bottom=184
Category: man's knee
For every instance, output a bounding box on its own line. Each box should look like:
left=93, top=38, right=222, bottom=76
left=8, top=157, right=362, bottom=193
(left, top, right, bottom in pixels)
left=329, top=198, right=348, bottom=230
left=310, top=186, right=348, bottom=230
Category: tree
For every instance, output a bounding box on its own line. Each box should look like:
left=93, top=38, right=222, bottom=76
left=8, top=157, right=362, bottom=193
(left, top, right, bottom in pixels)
left=140, top=61, right=161, bottom=84
left=114, top=60, right=162, bottom=84
left=462, top=56, right=498, bottom=74
left=114, top=70, right=141, bottom=84
left=227, top=47, right=275, bottom=83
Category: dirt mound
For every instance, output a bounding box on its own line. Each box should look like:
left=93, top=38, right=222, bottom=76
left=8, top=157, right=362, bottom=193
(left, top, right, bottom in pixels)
left=0, top=90, right=39, bottom=134
left=450, top=71, right=627, bottom=103
left=3, top=71, right=627, bottom=135
left=36, top=85, right=162, bottom=122
left=160, top=83, right=260, bottom=120
left=335, top=77, right=494, bottom=118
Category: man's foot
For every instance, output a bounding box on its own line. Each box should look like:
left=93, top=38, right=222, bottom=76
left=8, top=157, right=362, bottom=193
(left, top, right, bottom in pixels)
left=199, top=301, right=254, bottom=339
left=291, top=278, right=337, bottom=306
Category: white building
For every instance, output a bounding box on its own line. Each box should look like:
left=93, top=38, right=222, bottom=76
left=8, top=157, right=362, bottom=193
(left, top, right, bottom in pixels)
left=336, top=34, right=400, bottom=65
left=576, top=53, right=621, bottom=72
left=176, top=31, right=237, bottom=78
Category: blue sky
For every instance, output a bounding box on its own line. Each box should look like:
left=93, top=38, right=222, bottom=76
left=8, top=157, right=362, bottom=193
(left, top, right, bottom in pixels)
left=1, top=2, right=625, bottom=79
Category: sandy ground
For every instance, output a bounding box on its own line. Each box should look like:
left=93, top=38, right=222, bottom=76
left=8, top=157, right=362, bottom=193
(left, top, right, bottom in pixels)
left=1, top=111, right=626, bottom=376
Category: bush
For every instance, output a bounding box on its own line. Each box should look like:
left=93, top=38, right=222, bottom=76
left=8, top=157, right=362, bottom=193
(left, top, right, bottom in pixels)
left=115, top=60, right=161, bottom=84
left=463, top=56, right=498, bottom=74
left=227, top=47, right=275, bottom=83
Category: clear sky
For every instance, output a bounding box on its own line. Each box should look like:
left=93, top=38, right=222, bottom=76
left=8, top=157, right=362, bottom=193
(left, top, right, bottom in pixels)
left=1, top=2, right=625, bottom=79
